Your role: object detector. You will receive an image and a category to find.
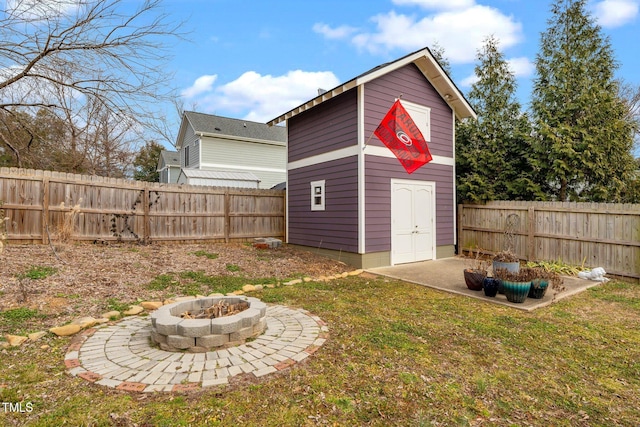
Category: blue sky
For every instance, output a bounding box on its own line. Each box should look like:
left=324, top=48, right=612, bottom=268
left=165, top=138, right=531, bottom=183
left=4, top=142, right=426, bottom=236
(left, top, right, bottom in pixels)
left=161, top=0, right=639, bottom=141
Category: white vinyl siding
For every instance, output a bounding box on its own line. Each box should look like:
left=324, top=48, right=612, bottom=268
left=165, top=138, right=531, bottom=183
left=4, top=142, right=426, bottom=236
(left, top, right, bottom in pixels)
left=200, top=137, right=286, bottom=188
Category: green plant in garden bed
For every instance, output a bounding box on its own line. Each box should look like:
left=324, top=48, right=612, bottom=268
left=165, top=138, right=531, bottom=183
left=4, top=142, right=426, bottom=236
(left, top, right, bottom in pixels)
left=192, top=250, right=219, bottom=259
left=17, top=266, right=58, bottom=280
left=105, top=298, right=134, bottom=313
left=0, top=307, right=46, bottom=333
left=526, top=259, right=584, bottom=276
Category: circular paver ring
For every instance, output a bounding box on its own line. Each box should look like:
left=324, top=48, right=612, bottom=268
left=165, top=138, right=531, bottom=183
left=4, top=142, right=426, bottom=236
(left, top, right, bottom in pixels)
left=64, top=305, right=328, bottom=392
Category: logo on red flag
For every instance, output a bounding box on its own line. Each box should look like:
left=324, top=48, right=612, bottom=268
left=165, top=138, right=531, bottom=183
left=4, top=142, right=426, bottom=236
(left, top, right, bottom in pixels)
left=374, top=100, right=432, bottom=174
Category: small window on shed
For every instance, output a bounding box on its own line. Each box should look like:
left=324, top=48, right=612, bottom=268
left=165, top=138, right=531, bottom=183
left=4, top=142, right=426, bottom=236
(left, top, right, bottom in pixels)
left=310, top=180, right=325, bottom=211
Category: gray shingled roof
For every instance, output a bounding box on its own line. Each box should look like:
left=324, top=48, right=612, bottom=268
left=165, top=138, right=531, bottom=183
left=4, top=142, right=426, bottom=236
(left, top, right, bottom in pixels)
left=268, top=46, right=476, bottom=125
left=160, top=150, right=180, bottom=167
left=184, top=111, right=287, bottom=143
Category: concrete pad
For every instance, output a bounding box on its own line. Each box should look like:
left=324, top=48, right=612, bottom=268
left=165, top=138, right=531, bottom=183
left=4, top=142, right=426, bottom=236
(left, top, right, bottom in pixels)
left=367, top=257, right=601, bottom=311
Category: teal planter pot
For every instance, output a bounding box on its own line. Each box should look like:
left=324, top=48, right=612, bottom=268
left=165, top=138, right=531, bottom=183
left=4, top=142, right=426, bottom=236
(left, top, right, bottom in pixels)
left=502, top=280, right=531, bottom=303
left=528, top=279, right=549, bottom=299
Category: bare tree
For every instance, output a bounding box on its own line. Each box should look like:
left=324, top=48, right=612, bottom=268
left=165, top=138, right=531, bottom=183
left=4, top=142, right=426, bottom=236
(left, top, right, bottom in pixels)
left=0, top=0, right=182, bottom=168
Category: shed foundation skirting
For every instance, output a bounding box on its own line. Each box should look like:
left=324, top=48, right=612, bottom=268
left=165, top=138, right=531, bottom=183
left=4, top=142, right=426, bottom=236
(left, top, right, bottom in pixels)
left=290, top=245, right=455, bottom=269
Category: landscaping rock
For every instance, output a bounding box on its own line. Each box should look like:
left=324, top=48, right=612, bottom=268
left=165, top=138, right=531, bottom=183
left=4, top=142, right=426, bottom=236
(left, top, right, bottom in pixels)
left=123, top=305, right=144, bottom=316
left=5, top=334, right=28, bottom=347
left=141, top=301, right=163, bottom=311
left=174, top=296, right=196, bottom=302
left=49, top=324, right=82, bottom=337
left=348, top=269, right=364, bottom=276
left=242, top=284, right=256, bottom=292
left=101, top=311, right=120, bottom=320
left=72, top=316, right=98, bottom=329
left=303, top=277, right=312, bottom=282
left=28, top=331, right=47, bottom=341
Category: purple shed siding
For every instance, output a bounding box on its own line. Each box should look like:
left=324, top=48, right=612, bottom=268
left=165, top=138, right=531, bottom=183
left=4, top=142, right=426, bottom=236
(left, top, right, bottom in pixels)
left=288, top=156, right=359, bottom=252
left=365, top=156, right=455, bottom=253
left=364, top=63, right=453, bottom=158
left=288, top=89, right=358, bottom=163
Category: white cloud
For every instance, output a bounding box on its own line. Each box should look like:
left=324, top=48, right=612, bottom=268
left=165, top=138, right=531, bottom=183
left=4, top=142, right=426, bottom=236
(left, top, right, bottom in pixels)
left=350, top=7, right=522, bottom=64
left=507, top=56, right=534, bottom=78
left=181, top=75, right=217, bottom=98
left=593, top=0, right=638, bottom=27
left=182, top=70, right=341, bottom=123
left=391, top=0, right=476, bottom=10
left=312, top=23, right=359, bottom=39
left=459, top=56, right=533, bottom=88
left=6, top=0, right=79, bottom=21
left=460, top=73, right=479, bottom=88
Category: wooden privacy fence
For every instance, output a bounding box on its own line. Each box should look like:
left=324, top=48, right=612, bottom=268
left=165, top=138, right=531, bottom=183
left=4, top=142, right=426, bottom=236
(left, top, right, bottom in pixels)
left=458, top=201, right=640, bottom=280
left=0, top=168, right=285, bottom=244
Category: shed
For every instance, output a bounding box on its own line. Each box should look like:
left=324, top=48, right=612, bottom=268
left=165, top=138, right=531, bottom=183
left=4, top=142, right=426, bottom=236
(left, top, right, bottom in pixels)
left=176, top=169, right=261, bottom=188
left=268, top=47, right=476, bottom=269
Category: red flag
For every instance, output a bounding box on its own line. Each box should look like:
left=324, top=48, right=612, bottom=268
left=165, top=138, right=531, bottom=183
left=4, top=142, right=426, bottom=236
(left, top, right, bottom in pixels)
left=374, top=100, right=432, bottom=174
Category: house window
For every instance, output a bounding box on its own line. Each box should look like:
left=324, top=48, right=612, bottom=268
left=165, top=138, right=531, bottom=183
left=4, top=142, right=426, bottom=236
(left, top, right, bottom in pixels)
left=310, top=180, right=325, bottom=211
left=184, top=145, right=190, bottom=167
left=401, top=100, right=431, bottom=142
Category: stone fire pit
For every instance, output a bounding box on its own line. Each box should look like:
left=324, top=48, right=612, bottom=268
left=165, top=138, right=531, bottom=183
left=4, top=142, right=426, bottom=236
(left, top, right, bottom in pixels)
left=150, top=296, right=267, bottom=352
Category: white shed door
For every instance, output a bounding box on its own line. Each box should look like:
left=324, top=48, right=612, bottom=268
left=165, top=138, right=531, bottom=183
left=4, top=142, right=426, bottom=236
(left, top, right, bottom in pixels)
left=391, top=179, right=435, bottom=265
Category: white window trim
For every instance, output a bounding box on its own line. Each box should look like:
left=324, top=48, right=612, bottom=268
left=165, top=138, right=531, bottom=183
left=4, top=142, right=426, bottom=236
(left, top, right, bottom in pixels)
left=310, top=180, right=325, bottom=211
left=399, top=99, right=431, bottom=142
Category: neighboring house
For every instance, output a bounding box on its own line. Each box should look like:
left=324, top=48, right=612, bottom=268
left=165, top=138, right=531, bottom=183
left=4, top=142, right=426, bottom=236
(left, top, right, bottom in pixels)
left=157, top=150, right=181, bottom=184
left=175, top=111, right=287, bottom=188
left=176, top=169, right=260, bottom=188
left=268, top=47, right=476, bottom=269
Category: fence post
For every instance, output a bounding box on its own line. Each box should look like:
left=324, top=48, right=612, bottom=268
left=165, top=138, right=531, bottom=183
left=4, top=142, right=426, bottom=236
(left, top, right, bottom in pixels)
left=143, top=185, right=150, bottom=243
left=457, top=204, right=464, bottom=255
left=527, top=206, right=535, bottom=261
left=224, top=191, right=230, bottom=243
left=41, top=178, right=50, bottom=244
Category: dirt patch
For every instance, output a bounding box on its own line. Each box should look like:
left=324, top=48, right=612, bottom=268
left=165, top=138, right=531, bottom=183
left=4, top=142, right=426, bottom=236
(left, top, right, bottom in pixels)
left=0, top=242, right=351, bottom=329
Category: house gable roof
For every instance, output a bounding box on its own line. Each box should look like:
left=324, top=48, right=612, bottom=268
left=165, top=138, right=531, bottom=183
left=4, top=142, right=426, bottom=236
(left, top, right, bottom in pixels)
left=176, top=111, right=287, bottom=149
left=156, top=150, right=180, bottom=171
left=267, top=47, right=476, bottom=126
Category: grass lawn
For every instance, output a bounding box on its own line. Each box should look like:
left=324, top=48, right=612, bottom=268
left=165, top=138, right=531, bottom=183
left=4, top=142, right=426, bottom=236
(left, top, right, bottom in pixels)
left=1, top=274, right=639, bottom=426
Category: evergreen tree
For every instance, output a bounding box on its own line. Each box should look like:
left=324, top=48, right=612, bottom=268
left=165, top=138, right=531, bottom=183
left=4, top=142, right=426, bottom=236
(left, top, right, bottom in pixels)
left=133, top=141, right=164, bottom=182
left=456, top=36, right=541, bottom=203
left=531, top=0, right=637, bottom=202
